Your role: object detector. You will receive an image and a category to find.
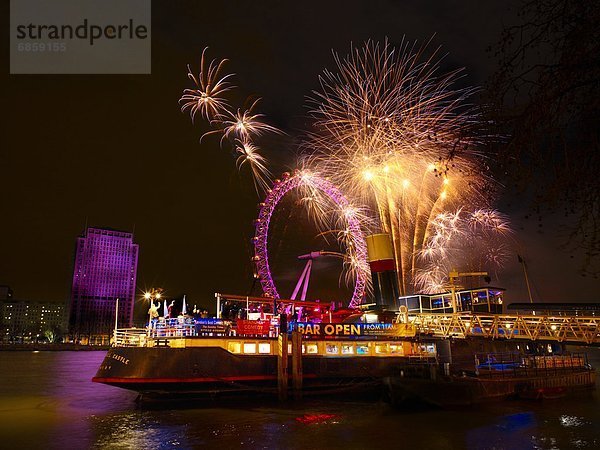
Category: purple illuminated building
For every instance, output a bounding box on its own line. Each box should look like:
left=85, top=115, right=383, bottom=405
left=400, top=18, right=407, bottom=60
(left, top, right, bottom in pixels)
left=69, top=227, right=139, bottom=336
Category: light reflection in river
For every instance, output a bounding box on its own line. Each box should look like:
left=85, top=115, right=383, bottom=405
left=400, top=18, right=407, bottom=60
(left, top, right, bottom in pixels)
left=0, top=350, right=599, bottom=449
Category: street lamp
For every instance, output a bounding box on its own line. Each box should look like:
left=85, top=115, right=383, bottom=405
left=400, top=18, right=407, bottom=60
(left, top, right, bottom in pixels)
left=143, top=288, right=164, bottom=325
left=143, top=288, right=164, bottom=303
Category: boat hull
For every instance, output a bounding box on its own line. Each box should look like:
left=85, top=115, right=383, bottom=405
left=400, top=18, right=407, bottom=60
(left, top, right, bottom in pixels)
left=384, top=367, right=596, bottom=407
left=93, top=336, right=596, bottom=404
left=93, top=344, right=418, bottom=396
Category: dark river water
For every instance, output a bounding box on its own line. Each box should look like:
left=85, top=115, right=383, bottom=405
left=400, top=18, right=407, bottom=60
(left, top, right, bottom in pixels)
left=0, top=349, right=599, bottom=449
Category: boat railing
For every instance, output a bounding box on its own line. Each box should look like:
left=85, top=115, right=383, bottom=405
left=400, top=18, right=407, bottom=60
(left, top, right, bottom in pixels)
left=474, top=352, right=591, bottom=378
left=113, top=328, right=148, bottom=347
left=149, top=318, right=198, bottom=338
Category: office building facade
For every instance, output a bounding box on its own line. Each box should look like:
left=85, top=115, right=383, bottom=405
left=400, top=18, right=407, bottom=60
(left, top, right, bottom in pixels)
left=1, top=300, right=67, bottom=342
left=69, top=227, right=139, bottom=336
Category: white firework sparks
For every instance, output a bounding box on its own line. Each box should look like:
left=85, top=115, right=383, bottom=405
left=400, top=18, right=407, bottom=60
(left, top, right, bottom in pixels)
left=181, top=48, right=280, bottom=194
left=180, top=47, right=234, bottom=122
left=415, top=208, right=512, bottom=293
left=234, top=139, right=272, bottom=193
left=220, top=98, right=283, bottom=142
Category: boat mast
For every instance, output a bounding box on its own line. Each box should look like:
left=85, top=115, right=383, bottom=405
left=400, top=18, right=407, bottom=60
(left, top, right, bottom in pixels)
left=518, top=255, right=534, bottom=304
left=114, top=298, right=119, bottom=341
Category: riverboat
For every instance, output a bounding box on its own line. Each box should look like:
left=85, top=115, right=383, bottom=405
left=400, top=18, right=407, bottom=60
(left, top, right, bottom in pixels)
left=93, top=291, right=596, bottom=403
left=92, top=295, right=432, bottom=398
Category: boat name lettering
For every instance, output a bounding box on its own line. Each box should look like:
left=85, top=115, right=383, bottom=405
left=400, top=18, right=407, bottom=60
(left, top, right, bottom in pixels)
left=111, top=353, right=129, bottom=365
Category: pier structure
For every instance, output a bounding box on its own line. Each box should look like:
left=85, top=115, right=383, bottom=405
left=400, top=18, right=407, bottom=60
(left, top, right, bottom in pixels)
left=403, top=312, right=600, bottom=345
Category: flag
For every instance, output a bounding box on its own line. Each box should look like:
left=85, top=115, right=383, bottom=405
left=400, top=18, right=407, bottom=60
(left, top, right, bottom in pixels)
left=163, top=300, right=168, bottom=317
left=182, top=295, right=187, bottom=315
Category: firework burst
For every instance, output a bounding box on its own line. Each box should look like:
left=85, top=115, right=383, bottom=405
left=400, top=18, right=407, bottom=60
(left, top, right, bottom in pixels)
left=303, top=38, right=507, bottom=294
left=234, top=139, right=272, bottom=193
left=414, top=208, right=512, bottom=293
left=180, top=48, right=281, bottom=194
left=179, top=47, right=234, bottom=122
left=221, top=98, right=283, bottom=142
left=295, top=179, right=375, bottom=290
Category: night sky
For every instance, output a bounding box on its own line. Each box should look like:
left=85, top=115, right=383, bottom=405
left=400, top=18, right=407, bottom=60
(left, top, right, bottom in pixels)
left=2, top=0, right=597, bottom=314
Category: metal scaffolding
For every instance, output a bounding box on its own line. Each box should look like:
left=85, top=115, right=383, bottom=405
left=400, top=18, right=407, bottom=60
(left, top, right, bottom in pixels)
left=407, top=313, right=600, bottom=345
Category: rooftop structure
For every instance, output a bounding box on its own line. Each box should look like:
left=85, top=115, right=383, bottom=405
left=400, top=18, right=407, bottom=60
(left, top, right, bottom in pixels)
left=0, top=285, right=14, bottom=301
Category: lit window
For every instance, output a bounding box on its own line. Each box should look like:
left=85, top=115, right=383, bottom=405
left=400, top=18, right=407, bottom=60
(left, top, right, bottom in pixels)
left=326, top=344, right=339, bottom=355
left=305, top=344, right=318, bottom=354
left=342, top=345, right=354, bottom=355
left=258, top=342, right=271, bottom=354
left=243, top=343, right=257, bottom=354
left=227, top=342, right=241, bottom=354
left=389, top=344, right=403, bottom=355
left=356, top=345, right=369, bottom=355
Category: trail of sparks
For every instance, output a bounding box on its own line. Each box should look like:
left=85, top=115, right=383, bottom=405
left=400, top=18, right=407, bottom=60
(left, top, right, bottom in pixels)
left=302, top=38, right=509, bottom=294
left=414, top=208, right=512, bottom=293
left=180, top=48, right=280, bottom=194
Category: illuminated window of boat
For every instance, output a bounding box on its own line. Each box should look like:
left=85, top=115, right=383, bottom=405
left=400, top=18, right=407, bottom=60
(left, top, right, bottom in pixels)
left=288, top=343, right=292, bottom=354
left=227, top=341, right=241, bottom=354
left=326, top=344, right=339, bottom=355
left=306, top=344, right=318, bottom=354
left=342, top=344, right=354, bottom=355
left=258, top=342, right=271, bottom=354
left=243, top=343, right=257, bottom=354
left=375, top=344, right=388, bottom=354
left=418, top=344, right=435, bottom=354
left=389, top=344, right=403, bottom=354
left=356, top=345, right=369, bottom=355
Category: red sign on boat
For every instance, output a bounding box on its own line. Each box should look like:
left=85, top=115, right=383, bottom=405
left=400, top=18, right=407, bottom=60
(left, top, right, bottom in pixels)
left=236, top=320, right=271, bottom=336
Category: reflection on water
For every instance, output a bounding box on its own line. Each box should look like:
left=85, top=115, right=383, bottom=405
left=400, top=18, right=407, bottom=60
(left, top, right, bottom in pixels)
left=466, top=412, right=537, bottom=449
left=0, top=350, right=599, bottom=449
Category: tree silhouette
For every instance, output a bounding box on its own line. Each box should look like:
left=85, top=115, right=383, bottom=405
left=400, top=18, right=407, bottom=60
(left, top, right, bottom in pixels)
left=487, top=0, right=599, bottom=276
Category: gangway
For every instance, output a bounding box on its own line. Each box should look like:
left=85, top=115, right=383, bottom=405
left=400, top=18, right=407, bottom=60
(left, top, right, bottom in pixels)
left=404, top=312, right=600, bottom=345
